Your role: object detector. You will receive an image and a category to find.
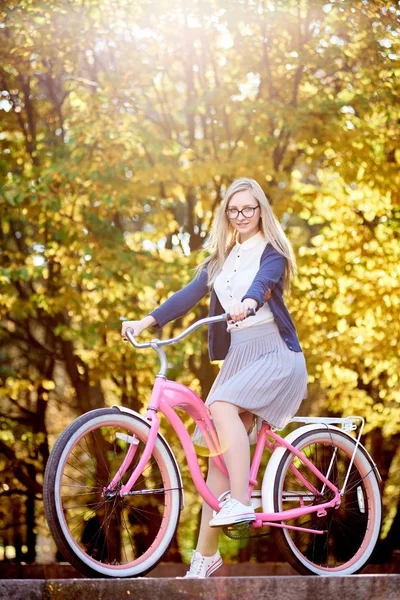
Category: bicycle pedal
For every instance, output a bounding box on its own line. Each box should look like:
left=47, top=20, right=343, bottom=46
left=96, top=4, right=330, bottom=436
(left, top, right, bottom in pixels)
left=222, top=521, right=251, bottom=540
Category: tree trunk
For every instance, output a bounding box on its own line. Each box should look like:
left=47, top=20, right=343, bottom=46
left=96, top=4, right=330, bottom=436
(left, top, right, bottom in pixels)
left=24, top=465, right=37, bottom=563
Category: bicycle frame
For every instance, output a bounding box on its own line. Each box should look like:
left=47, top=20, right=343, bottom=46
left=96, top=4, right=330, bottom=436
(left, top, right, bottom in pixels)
left=106, top=374, right=341, bottom=534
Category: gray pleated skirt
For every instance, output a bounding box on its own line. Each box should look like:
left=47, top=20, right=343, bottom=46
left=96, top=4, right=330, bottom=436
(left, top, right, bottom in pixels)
left=192, top=321, right=308, bottom=448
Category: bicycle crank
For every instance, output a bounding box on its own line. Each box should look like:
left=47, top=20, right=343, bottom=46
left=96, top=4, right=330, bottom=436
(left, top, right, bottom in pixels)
left=222, top=521, right=271, bottom=539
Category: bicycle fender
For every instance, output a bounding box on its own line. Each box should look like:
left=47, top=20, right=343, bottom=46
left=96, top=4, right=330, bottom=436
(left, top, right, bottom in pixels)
left=261, top=423, right=381, bottom=513
left=113, top=405, right=185, bottom=510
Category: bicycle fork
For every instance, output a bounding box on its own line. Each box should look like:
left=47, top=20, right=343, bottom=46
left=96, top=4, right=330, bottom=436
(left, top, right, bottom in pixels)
left=102, top=412, right=160, bottom=497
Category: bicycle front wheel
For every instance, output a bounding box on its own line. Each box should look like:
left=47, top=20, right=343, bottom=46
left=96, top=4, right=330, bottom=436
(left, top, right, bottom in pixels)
left=272, top=428, right=382, bottom=576
left=44, top=408, right=182, bottom=578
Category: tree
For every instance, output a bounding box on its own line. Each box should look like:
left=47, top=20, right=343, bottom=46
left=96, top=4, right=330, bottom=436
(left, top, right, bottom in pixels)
left=0, top=0, right=398, bottom=565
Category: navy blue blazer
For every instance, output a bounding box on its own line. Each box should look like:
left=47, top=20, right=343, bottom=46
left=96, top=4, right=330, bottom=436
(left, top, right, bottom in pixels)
left=149, top=243, right=302, bottom=361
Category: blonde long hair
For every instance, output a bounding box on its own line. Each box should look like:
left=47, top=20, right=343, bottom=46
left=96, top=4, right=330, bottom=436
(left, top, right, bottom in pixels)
left=195, top=178, right=297, bottom=293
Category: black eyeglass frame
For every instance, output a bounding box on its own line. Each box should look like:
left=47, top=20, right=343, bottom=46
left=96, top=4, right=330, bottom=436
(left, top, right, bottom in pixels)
left=226, top=205, right=260, bottom=220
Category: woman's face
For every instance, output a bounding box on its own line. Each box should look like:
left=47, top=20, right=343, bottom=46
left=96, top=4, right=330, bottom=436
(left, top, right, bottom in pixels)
left=226, top=190, right=261, bottom=242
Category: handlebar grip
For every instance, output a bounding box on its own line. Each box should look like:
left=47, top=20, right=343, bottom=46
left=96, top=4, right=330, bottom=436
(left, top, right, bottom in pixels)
left=125, top=328, right=151, bottom=349
left=125, top=327, right=136, bottom=344
left=226, top=307, right=256, bottom=321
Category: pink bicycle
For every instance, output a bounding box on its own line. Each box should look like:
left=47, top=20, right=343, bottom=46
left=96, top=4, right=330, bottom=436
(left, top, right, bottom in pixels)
left=44, top=313, right=382, bottom=577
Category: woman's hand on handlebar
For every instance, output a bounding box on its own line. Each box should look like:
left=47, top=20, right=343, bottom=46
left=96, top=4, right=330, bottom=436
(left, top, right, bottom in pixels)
left=121, top=315, right=156, bottom=341
left=228, top=298, right=258, bottom=324
left=121, top=320, right=145, bottom=341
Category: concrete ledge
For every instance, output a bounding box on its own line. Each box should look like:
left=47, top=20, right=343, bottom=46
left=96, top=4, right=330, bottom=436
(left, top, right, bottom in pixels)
left=1, top=561, right=398, bottom=579
left=0, top=561, right=300, bottom=579
left=1, top=575, right=399, bottom=600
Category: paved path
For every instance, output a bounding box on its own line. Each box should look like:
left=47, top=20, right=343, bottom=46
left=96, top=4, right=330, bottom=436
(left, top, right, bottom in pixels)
left=1, top=575, right=399, bottom=600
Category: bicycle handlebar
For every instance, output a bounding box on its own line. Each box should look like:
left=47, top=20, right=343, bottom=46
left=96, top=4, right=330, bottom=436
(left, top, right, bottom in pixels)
left=125, top=308, right=256, bottom=350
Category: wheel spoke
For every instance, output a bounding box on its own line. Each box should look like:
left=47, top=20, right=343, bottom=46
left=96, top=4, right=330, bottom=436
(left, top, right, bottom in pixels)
left=273, top=430, right=381, bottom=575
left=45, top=413, right=181, bottom=575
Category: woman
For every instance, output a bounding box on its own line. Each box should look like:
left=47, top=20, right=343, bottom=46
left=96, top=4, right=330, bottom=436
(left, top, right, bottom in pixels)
left=121, top=178, right=308, bottom=578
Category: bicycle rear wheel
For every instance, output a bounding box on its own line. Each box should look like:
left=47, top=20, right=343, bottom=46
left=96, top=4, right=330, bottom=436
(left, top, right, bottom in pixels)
left=272, top=428, right=382, bottom=576
left=44, top=408, right=182, bottom=578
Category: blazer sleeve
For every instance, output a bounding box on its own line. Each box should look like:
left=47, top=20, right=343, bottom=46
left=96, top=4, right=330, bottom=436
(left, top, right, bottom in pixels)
left=241, top=245, right=286, bottom=309
left=149, top=267, right=210, bottom=328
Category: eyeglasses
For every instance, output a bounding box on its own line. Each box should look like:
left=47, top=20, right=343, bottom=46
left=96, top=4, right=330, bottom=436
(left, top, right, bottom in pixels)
left=226, top=205, right=260, bottom=220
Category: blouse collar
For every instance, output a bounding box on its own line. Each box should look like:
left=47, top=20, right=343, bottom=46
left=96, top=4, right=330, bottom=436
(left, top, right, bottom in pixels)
left=235, top=231, right=265, bottom=252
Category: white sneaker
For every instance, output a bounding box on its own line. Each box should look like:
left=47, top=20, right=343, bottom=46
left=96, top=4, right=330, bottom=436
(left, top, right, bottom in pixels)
left=209, top=498, right=255, bottom=527
left=183, top=549, right=223, bottom=578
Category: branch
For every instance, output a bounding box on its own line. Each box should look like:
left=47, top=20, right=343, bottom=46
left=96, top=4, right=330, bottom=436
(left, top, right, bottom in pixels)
left=0, top=441, right=43, bottom=494
left=354, top=209, right=382, bottom=231
left=228, top=124, right=247, bottom=160
left=0, top=321, right=57, bottom=358
left=0, top=402, right=35, bottom=419
left=0, top=489, right=42, bottom=499
left=272, top=129, right=291, bottom=172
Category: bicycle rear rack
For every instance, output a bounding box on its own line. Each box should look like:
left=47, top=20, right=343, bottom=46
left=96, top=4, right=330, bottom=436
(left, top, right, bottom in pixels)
left=288, top=416, right=365, bottom=495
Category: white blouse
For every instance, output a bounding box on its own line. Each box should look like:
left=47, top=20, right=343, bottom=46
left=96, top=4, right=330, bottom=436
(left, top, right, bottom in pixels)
left=214, top=231, right=274, bottom=331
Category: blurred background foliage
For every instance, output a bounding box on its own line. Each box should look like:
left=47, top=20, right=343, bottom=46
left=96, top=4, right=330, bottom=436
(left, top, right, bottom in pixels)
left=0, top=0, right=399, bottom=567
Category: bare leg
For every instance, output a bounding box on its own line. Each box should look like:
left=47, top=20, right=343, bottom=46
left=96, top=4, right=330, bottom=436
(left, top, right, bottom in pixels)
left=209, top=401, right=252, bottom=505
left=195, top=457, right=229, bottom=555
left=195, top=410, right=254, bottom=555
